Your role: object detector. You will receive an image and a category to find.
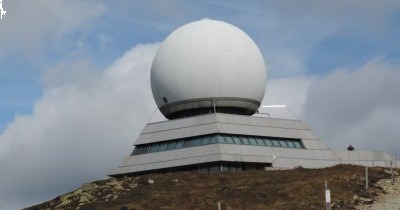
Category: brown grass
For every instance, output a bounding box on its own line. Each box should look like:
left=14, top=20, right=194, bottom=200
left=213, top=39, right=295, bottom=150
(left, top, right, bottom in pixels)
left=27, top=165, right=394, bottom=210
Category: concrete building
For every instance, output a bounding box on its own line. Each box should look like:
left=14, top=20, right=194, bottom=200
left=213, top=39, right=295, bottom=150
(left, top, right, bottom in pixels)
left=110, top=19, right=397, bottom=177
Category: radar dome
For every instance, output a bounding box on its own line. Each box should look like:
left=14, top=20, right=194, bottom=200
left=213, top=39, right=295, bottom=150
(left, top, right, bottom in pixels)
left=151, top=19, right=267, bottom=119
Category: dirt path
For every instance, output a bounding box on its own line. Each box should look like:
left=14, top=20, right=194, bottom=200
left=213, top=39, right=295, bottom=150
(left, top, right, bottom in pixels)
left=358, top=177, right=400, bottom=210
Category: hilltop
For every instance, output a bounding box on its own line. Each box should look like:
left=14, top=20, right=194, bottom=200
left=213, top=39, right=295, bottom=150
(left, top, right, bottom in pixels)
left=26, top=165, right=398, bottom=210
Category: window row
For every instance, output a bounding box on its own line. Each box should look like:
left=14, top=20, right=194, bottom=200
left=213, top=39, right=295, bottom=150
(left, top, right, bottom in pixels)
left=132, top=134, right=304, bottom=155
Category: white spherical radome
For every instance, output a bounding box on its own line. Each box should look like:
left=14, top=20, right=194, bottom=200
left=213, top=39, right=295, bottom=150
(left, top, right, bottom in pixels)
left=151, top=19, right=267, bottom=119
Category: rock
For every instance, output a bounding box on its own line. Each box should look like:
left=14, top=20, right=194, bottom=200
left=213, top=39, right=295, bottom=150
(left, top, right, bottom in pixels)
left=129, top=183, right=138, bottom=189
left=108, top=180, right=120, bottom=186
left=108, top=180, right=124, bottom=190
left=55, top=195, right=72, bottom=209
left=105, top=194, right=114, bottom=200
left=113, top=195, right=119, bottom=200
left=114, top=183, right=124, bottom=190
left=49, top=201, right=56, bottom=207
left=172, top=179, right=179, bottom=183
left=352, top=195, right=373, bottom=204
left=78, top=193, right=94, bottom=206
left=359, top=197, right=374, bottom=204
left=352, top=195, right=360, bottom=203
left=384, top=169, right=399, bottom=176
left=73, top=189, right=83, bottom=195
left=81, top=183, right=99, bottom=192
left=104, top=194, right=115, bottom=202
left=148, top=179, right=155, bottom=184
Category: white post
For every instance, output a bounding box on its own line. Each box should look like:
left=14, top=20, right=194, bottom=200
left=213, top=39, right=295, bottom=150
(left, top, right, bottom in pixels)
left=391, top=160, right=394, bottom=184
left=365, top=166, right=369, bottom=190
left=272, top=155, right=277, bottom=168
left=325, top=180, right=331, bottom=210
left=217, top=201, right=221, bottom=210
left=213, top=99, right=216, bottom=113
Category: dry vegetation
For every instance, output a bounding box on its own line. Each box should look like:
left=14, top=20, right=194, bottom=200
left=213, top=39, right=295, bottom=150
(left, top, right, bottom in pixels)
left=26, top=165, right=397, bottom=210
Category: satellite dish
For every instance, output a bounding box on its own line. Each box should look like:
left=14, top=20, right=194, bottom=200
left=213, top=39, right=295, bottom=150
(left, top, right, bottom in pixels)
left=347, top=144, right=354, bottom=151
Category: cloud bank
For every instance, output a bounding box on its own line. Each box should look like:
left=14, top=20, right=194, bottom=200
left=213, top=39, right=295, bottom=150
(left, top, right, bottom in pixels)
left=303, top=58, right=400, bottom=154
left=0, top=0, right=105, bottom=56
left=0, top=43, right=159, bottom=210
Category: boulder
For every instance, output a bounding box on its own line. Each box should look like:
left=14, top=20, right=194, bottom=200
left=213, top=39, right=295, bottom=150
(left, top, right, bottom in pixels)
left=81, top=183, right=99, bottom=192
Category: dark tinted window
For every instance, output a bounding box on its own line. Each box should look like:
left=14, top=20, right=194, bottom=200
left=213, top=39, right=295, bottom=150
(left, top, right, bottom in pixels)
left=158, top=142, right=168, bottom=151
left=131, top=134, right=304, bottom=155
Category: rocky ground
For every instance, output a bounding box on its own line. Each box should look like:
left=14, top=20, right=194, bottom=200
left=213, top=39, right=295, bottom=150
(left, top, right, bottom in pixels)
left=357, top=170, right=400, bottom=210
left=25, top=165, right=398, bottom=210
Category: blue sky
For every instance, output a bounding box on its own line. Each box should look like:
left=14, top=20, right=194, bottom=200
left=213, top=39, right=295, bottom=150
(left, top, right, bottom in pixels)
left=1, top=0, right=399, bottom=130
left=1, top=0, right=400, bottom=209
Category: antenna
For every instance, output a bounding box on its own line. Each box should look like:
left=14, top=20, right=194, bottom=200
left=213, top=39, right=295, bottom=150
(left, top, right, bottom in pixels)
left=259, top=104, right=299, bottom=119
left=261, top=105, right=287, bottom=108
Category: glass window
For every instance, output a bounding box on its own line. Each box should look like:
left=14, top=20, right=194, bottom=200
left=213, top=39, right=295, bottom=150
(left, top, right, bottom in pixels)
left=132, top=147, right=140, bottom=155
left=241, top=136, right=250, bottom=144
left=201, top=136, right=210, bottom=145
left=221, top=164, right=229, bottom=172
left=224, top=135, right=234, bottom=144
left=141, top=145, right=150, bottom=154
left=192, top=137, right=202, bottom=146
left=158, top=142, right=168, bottom=151
left=217, top=134, right=225, bottom=143
left=248, top=137, right=258, bottom=145
left=272, top=140, right=280, bottom=147
left=138, top=147, right=145, bottom=154
left=134, top=135, right=303, bottom=154
left=149, top=144, right=159, bottom=153
left=287, top=141, right=295, bottom=148
left=167, top=141, right=176, bottom=150
left=264, top=139, right=273, bottom=146
left=199, top=166, right=208, bottom=172
left=294, top=141, right=303, bottom=148
left=183, top=139, right=192, bottom=147
left=233, top=136, right=241, bottom=144
left=280, top=140, right=288, bottom=148
left=256, top=137, right=265, bottom=146
left=210, top=135, right=218, bottom=144
left=175, top=140, right=184, bottom=149
left=209, top=165, right=220, bottom=172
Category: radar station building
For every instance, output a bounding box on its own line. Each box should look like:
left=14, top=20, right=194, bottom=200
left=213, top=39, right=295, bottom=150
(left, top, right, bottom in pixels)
left=110, top=19, right=397, bottom=177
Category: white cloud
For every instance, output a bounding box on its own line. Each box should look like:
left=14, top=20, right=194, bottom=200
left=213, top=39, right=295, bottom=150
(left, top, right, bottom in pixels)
left=260, top=56, right=400, bottom=159
left=0, top=43, right=160, bottom=210
left=303, top=58, right=400, bottom=155
left=266, top=51, right=307, bottom=77
left=0, top=0, right=105, bottom=56
left=261, top=76, right=312, bottom=118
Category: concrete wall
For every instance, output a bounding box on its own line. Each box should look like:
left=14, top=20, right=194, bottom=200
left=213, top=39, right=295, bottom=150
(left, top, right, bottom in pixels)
left=110, top=113, right=399, bottom=176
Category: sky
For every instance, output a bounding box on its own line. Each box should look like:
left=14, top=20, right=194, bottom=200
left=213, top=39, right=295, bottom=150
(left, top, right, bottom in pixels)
left=0, top=0, right=400, bottom=209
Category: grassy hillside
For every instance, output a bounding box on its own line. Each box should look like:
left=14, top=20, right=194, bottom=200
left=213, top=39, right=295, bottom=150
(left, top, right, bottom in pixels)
left=26, top=165, right=396, bottom=210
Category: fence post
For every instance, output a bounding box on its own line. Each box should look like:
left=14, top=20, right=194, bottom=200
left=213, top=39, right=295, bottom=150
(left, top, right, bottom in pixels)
left=391, top=160, right=394, bottom=184
left=325, top=180, right=331, bottom=210
left=217, top=201, right=221, bottom=210
left=365, top=166, right=368, bottom=190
